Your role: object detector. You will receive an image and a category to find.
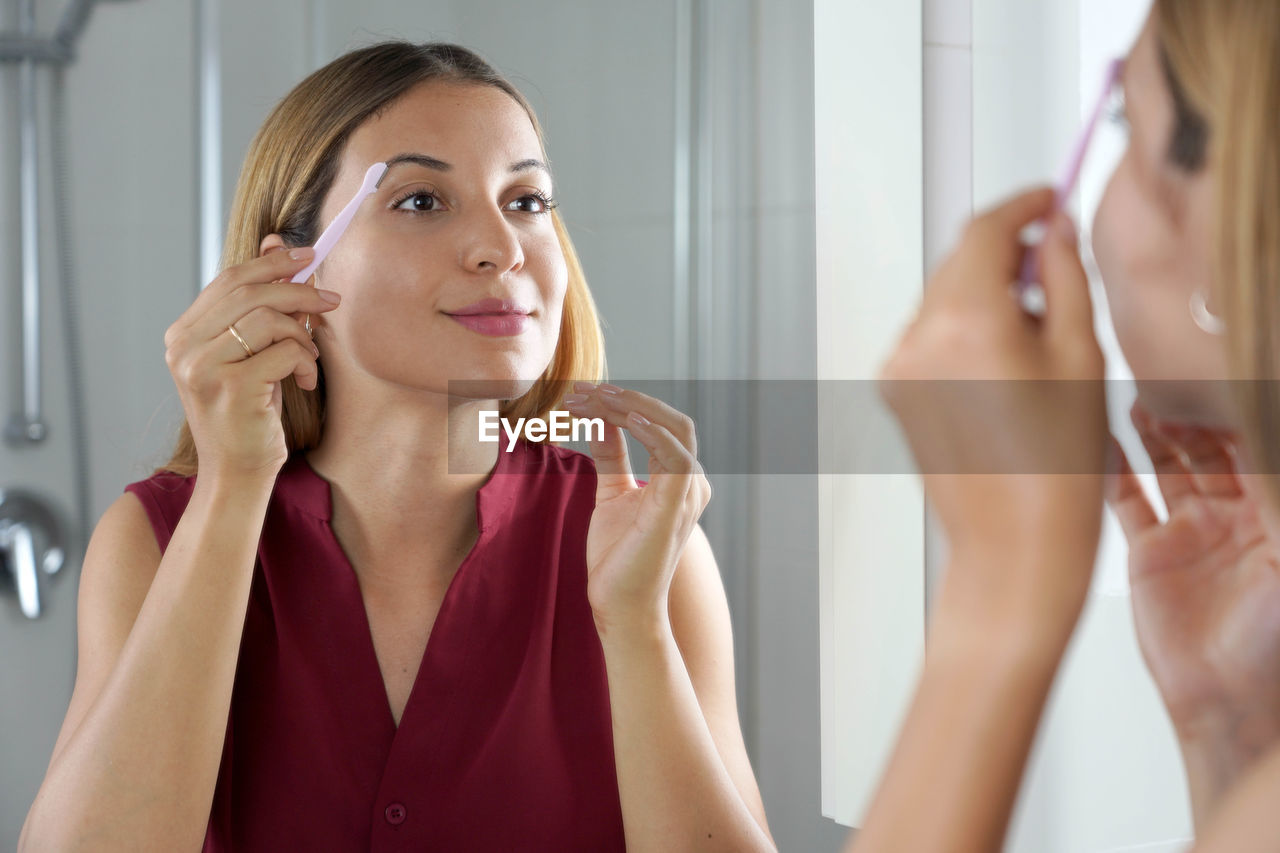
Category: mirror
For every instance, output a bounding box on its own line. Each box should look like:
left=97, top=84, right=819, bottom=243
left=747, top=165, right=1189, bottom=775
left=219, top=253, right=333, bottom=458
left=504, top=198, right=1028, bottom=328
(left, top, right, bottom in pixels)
left=0, top=0, right=839, bottom=848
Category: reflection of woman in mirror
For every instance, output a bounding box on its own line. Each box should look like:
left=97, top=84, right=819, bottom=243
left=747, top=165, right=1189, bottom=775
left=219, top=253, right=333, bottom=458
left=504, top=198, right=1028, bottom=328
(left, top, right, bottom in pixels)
left=850, top=1, right=1280, bottom=850
left=20, top=43, right=773, bottom=852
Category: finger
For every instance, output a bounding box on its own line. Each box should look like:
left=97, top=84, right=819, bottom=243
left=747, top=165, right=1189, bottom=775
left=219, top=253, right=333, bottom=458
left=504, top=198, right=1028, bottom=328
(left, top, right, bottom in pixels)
left=1160, top=423, right=1242, bottom=499
left=1040, top=211, right=1097, bottom=343
left=980, top=186, right=1059, bottom=235
left=232, top=337, right=320, bottom=393
left=1131, top=404, right=1196, bottom=508
left=589, top=385, right=698, bottom=458
left=563, top=388, right=619, bottom=428
left=941, top=187, right=1057, bottom=298
left=562, top=395, right=650, bottom=498
left=173, top=247, right=317, bottom=335
left=1105, top=436, right=1159, bottom=538
left=623, top=412, right=698, bottom=513
left=195, top=282, right=340, bottom=343
left=219, top=306, right=319, bottom=366
left=587, top=422, right=638, bottom=502
left=267, top=245, right=307, bottom=296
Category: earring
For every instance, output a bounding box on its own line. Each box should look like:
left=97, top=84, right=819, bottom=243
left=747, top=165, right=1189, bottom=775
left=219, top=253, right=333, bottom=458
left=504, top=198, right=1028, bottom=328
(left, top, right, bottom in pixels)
left=1190, top=288, right=1225, bottom=336
left=305, top=268, right=318, bottom=337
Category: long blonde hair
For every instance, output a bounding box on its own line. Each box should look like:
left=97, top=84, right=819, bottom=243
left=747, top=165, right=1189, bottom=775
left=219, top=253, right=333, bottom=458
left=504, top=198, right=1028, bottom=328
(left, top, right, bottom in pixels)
left=163, top=42, right=605, bottom=476
left=1158, top=0, right=1280, bottom=487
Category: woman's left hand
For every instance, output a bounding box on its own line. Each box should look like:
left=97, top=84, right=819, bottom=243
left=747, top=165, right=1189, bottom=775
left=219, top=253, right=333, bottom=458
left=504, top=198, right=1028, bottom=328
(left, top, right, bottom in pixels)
left=1112, top=408, right=1280, bottom=823
left=562, top=384, right=712, bottom=635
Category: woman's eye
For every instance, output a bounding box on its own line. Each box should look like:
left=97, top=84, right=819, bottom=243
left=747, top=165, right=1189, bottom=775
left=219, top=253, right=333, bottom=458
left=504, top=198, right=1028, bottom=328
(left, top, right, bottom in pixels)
left=394, top=191, right=442, bottom=213
left=1106, top=90, right=1130, bottom=130
left=506, top=194, right=554, bottom=214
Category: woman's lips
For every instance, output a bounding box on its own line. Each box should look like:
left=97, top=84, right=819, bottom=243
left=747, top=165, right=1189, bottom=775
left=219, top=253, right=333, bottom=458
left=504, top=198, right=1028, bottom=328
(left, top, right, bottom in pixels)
left=448, top=313, right=530, bottom=336
left=445, top=298, right=531, bottom=337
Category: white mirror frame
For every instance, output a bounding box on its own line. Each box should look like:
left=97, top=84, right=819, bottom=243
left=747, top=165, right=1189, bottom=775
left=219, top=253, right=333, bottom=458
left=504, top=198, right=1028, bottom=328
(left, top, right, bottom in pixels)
left=815, top=0, right=926, bottom=829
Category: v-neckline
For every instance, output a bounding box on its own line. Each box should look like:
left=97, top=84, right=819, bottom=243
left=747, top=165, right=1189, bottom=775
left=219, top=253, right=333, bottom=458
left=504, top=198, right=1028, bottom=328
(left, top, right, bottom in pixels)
left=296, top=442, right=524, bottom=734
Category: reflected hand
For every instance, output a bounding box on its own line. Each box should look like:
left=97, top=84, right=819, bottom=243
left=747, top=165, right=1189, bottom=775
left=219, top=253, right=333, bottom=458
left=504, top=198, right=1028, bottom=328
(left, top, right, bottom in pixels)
left=1111, top=405, right=1280, bottom=809
left=562, top=383, right=711, bottom=635
left=163, top=244, right=337, bottom=482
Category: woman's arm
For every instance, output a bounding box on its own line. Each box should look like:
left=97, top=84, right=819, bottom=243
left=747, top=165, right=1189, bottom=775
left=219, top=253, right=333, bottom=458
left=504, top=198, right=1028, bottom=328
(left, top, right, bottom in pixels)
left=1193, top=743, right=1280, bottom=852
left=21, top=245, right=328, bottom=852
left=600, top=523, right=774, bottom=853
left=562, top=382, right=775, bottom=852
left=19, top=477, right=274, bottom=853
left=844, top=553, right=1079, bottom=853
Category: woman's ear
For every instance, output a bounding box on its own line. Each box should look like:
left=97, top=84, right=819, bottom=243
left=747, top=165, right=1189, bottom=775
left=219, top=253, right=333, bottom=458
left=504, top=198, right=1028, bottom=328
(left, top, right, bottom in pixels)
left=259, top=232, right=289, bottom=257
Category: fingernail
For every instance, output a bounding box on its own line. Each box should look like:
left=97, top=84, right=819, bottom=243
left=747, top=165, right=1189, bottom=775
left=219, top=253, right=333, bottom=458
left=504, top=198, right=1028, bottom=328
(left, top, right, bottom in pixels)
left=599, top=384, right=623, bottom=396
left=311, top=343, right=320, bottom=358
left=628, top=411, right=650, bottom=426
left=563, top=394, right=588, bottom=405
left=573, top=381, right=597, bottom=393
left=289, top=247, right=316, bottom=261
left=317, top=289, right=341, bottom=305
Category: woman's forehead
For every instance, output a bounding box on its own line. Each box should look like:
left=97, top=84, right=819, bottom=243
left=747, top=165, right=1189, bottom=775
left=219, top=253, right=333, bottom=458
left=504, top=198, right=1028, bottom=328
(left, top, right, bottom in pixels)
left=351, top=81, right=539, bottom=161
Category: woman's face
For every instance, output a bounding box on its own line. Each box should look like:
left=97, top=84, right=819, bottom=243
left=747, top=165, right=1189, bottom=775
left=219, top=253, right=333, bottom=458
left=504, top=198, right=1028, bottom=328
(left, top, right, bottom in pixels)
left=294, top=81, right=567, bottom=403
left=1092, top=11, right=1233, bottom=427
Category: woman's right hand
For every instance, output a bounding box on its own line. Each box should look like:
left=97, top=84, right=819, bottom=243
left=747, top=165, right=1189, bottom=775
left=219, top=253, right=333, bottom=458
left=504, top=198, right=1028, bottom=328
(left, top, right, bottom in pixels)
left=163, top=244, right=341, bottom=482
left=879, top=188, right=1108, bottom=641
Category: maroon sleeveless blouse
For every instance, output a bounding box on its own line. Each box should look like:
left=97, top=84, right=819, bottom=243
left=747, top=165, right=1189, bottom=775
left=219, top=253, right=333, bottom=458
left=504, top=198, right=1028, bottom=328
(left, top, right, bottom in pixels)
left=124, top=439, right=626, bottom=851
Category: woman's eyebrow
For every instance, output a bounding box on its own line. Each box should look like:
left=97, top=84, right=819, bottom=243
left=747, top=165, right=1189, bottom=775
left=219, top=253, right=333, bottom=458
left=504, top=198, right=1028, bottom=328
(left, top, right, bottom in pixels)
left=383, top=153, right=452, bottom=174
left=510, top=158, right=552, bottom=178
left=379, top=153, right=552, bottom=180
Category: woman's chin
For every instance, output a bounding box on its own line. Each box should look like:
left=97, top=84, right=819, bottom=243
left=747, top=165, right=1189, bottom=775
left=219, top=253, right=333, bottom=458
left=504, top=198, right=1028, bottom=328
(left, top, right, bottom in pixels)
left=445, top=376, right=540, bottom=402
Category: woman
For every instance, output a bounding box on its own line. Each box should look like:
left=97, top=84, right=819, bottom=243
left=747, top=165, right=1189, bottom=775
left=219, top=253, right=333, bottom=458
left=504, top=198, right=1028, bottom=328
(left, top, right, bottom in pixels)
left=848, top=1, right=1280, bottom=850
left=20, top=42, right=773, bottom=852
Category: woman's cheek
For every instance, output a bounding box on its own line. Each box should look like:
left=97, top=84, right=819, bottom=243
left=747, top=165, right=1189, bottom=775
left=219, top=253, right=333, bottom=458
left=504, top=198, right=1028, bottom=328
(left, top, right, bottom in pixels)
left=1092, top=174, right=1151, bottom=368
left=542, top=272, right=568, bottom=357
left=1092, top=165, right=1236, bottom=425
left=540, top=247, right=569, bottom=324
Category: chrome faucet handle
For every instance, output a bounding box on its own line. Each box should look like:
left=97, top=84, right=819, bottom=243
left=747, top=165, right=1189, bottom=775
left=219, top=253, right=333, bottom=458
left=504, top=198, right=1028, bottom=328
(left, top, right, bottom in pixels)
left=0, top=520, right=40, bottom=617
left=0, top=489, right=66, bottom=619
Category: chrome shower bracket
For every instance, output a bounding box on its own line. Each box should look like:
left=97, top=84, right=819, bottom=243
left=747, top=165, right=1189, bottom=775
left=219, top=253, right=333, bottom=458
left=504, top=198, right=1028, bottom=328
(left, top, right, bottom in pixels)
left=1, top=0, right=136, bottom=447
left=0, top=0, right=124, bottom=65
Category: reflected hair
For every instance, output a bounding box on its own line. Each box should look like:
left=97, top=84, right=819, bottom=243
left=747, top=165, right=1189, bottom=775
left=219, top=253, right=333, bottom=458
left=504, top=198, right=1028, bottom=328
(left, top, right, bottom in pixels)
left=1157, top=0, right=1280, bottom=493
left=161, top=41, right=606, bottom=476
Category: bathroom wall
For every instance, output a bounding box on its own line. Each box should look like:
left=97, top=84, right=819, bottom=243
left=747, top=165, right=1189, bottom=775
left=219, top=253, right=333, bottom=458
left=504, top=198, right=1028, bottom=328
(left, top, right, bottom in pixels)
left=0, top=0, right=198, bottom=840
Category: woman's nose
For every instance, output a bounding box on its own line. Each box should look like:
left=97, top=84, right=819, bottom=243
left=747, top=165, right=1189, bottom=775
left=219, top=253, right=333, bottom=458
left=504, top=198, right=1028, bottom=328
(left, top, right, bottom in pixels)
left=461, top=207, right=525, bottom=274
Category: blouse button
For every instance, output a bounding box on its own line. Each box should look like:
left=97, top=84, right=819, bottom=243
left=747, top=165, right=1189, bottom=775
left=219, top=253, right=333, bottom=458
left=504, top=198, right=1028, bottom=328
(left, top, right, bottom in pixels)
left=385, top=802, right=407, bottom=825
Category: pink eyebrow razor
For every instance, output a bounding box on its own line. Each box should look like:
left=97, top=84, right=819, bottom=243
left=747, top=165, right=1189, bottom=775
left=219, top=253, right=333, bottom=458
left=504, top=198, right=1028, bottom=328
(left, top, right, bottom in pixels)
left=292, top=161, right=391, bottom=285
left=1018, top=58, right=1126, bottom=293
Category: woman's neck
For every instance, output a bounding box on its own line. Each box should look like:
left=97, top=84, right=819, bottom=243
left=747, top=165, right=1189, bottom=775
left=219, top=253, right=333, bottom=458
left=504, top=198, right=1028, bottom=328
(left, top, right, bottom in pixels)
left=305, top=375, right=501, bottom=576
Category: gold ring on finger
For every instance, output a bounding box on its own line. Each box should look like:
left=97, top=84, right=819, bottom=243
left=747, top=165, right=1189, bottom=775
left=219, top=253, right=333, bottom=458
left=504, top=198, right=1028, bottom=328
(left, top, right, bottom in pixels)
left=228, top=323, right=255, bottom=358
